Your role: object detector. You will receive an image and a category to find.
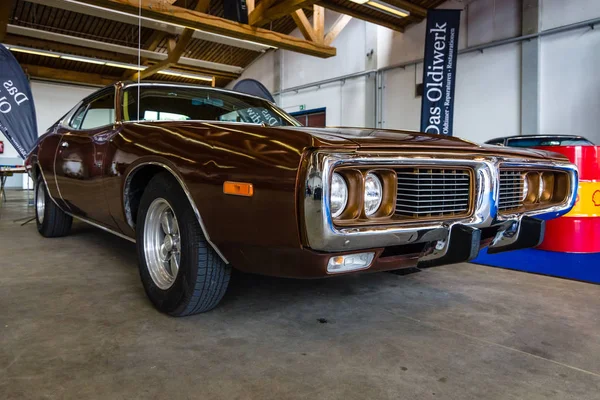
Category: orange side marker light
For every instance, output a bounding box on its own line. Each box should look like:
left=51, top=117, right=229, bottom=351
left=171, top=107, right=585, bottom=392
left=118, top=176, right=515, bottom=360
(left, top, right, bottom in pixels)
left=223, top=181, right=254, bottom=197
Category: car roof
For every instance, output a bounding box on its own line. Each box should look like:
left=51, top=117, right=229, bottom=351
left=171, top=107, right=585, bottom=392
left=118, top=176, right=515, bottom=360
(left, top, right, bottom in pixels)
left=119, top=81, right=273, bottom=103
left=486, top=135, right=590, bottom=142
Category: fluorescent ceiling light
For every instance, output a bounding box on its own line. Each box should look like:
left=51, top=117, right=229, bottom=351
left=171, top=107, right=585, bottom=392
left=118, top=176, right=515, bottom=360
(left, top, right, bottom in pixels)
left=157, top=70, right=213, bottom=82
left=9, top=47, right=61, bottom=58
left=105, top=62, right=145, bottom=71
left=348, top=0, right=369, bottom=3
left=179, top=73, right=213, bottom=82
left=61, top=55, right=106, bottom=65
left=157, top=71, right=181, bottom=77
left=7, top=44, right=213, bottom=82
left=367, top=1, right=410, bottom=18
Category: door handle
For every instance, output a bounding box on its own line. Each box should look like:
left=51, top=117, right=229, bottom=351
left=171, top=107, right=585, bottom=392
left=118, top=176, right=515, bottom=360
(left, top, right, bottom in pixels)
left=60, top=141, right=69, bottom=148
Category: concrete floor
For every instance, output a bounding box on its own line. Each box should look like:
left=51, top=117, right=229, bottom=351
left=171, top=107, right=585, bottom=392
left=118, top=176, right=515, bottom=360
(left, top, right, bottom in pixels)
left=1, top=190, right=600, bottom=400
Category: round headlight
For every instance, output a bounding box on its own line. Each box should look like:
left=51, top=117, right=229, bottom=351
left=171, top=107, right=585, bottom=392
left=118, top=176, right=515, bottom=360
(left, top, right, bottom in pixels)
left=522, top=176, right=529, bottom=201
left=330, top=173, right=348, bottom=218
left=364, top=173, right=383, bottom=216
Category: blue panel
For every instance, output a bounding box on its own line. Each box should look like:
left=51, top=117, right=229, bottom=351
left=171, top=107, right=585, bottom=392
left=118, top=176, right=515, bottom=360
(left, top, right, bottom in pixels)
left=289, top=107, right=326, bottom=117
left=473, top=249, right=600, bottom=284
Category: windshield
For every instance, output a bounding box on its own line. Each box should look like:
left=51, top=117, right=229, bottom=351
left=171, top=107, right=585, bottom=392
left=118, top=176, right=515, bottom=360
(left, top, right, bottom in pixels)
left=506, top=137, right=594, bottom=147
left=122, top=85, right=299, bottom=127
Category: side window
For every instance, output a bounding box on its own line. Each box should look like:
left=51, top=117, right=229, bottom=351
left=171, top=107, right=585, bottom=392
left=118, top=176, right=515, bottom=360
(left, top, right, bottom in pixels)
left=79, top=92, right=115, bottom=130
left=70, top=104, right=88, bottom=130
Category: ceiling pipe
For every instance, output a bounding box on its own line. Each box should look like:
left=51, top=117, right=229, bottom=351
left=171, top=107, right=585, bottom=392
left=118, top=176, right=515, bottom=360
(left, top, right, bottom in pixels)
left=23, top=0, right=271, bottom=53
left=7, top=25, right=244, bottom=75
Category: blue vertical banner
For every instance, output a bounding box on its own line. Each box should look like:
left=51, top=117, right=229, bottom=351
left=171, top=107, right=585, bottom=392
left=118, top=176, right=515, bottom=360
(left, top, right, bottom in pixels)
left=0, top=45, right=38, bottom=158
left=420, top=9, right=461, bottom=136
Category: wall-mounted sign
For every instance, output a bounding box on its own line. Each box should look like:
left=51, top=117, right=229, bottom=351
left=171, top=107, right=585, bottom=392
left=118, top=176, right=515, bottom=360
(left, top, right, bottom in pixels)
left=284, top=105, right=307, bottom=114
left=420, top=9, right=461, bottom=136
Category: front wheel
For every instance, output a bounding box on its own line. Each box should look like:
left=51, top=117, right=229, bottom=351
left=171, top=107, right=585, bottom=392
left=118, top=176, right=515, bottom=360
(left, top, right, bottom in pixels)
left=136, top=172, right=231, bottom=316
left=35, top=177, right=72, bottom=237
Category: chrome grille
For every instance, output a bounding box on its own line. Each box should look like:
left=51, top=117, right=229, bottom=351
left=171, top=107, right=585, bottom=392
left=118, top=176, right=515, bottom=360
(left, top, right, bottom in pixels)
left=499, top=170, right=525, bottom=211
left=395, top=168, right=471, bottom=218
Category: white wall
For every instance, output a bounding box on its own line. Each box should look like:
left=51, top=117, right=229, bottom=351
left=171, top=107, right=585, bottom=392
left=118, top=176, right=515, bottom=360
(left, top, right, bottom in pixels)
left=280, top=77, right=369, bottom=127
left=0, top=80, right=95, bottom=187
left=541, top=0, right=600, bottom=30
left=378, top=0, right=522, bottom=142
left=229, top=9, right=372, bottom=127
left=453, top=43, right=521, bottom=143
left=233, top=50, right=277, bottom=93
left=282, top=14, right=367, bottom=89
left=229, top=0, right=600, bottom=144
left=540, top=1, right=600, bottom=144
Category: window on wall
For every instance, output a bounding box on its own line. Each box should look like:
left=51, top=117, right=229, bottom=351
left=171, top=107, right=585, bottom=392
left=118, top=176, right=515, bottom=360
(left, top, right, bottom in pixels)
left=291, top=108, right=326, bottom=127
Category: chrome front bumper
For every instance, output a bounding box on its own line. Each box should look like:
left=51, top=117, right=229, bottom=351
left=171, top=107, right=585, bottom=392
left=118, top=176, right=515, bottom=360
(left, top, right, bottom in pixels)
left=303, top=151, right=578, bottom=257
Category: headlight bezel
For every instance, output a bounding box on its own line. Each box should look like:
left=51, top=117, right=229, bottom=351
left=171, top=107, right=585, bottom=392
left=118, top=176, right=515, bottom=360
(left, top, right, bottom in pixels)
left=509, top=169, right=570, bottom=213
left=329, top=168, right=397, bottom=223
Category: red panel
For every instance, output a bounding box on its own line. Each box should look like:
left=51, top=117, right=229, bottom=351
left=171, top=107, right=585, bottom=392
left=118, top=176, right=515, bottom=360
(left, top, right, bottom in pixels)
left=306, top=112, right=326, bottom=127
left=538, top=217, right=600, bottom=253
left=535, top=145, right=600, bottom=181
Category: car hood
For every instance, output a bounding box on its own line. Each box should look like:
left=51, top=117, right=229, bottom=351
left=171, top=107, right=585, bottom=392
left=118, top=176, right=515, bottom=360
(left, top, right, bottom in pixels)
left=133, top=121, right=568, bottom=163
left=288, top=127, right=569, bottom=161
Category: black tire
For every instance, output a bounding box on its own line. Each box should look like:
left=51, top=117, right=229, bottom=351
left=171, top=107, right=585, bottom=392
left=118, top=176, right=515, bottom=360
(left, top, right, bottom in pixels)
left=136, top=172, right=231, bottom=316
left=35, top=177, right=73, bottom=238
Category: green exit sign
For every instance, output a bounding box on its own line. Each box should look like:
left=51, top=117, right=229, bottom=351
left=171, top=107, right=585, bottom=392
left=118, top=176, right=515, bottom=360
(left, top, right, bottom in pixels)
left=299, top=104, right=306, bottom=111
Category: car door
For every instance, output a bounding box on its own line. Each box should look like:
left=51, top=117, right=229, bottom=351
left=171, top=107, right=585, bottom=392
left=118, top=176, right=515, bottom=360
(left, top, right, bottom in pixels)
left=53, top=88, right=118, bottom=228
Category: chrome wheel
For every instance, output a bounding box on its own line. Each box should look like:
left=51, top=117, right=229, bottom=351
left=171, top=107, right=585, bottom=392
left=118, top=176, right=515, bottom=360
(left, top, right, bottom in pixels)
left=36, top=181, right=45, bottom=224
left=143, top=198, right=181, bottom=290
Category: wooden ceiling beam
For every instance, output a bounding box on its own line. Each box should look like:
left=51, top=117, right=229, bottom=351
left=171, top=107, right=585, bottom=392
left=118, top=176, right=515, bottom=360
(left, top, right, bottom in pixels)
left=313, top=5, right=324, bottom=44
left=144, top=31, right=167, bottom=52
left=76, top=0, right=336, bottom=58
left=291, top=9, right=318, bottom=42
left=130, top=0, right=209, bottom=80
left=0, top=0, right=13, bottom=42
left=26, top=0, right=269, bottom=52
left=317, top=0, right=404, bottom=32
left=246, top=0, right=255, bottom=14
left=324, top=14, right=351, bottom=46
left=20, top=64, right=117, bottom=86
left=136, top=28, right=195, bottom=79
left=250, top=0, right=319, bottom=27
left=248, top=0, right=278, bottom=26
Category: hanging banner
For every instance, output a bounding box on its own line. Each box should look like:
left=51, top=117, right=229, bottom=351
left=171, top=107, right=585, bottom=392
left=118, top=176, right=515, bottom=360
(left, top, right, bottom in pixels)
left=233, top=79, right=276, bottom=102
left=0, top=45, right=38, bottom=159
left=420, top=9, right=461, bottom=136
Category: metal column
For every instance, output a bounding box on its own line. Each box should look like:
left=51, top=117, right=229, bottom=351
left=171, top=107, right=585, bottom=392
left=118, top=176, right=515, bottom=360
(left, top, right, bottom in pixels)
left=521, top=0, right=541, bottom=135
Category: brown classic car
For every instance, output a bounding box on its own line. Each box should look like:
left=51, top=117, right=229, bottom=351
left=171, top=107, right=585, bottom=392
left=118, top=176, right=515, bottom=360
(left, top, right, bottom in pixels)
left=27, top=82, right=579, bottom=316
